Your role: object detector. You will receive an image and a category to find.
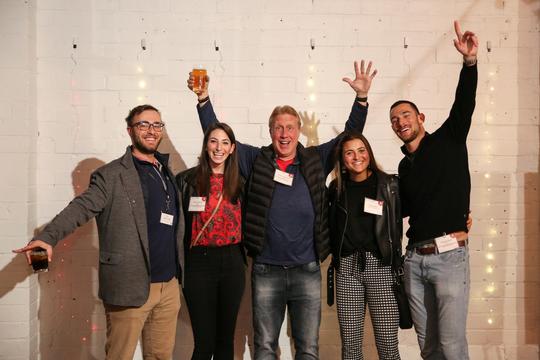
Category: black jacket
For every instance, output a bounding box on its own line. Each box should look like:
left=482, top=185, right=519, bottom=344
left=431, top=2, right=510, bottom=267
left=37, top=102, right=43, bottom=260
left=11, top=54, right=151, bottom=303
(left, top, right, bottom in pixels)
left=327, top=171, right=403, bottom=305
left=329, top=171, right=403, bottom=268
left=243, top=144, right=331, bottom=261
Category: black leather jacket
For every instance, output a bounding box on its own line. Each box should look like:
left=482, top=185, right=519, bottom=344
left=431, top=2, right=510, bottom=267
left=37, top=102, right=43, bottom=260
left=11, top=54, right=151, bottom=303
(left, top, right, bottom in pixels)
left=327, top=171, right=403, bottom=305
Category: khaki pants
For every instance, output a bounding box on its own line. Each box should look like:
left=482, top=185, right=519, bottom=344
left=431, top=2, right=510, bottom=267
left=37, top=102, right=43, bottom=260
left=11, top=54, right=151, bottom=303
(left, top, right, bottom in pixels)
left=104, top=278, right=181, bottom=360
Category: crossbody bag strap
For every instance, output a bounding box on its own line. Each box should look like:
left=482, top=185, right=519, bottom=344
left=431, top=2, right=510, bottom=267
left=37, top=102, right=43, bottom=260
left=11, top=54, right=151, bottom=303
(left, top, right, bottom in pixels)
left=190, top=193, right=223, bottom=249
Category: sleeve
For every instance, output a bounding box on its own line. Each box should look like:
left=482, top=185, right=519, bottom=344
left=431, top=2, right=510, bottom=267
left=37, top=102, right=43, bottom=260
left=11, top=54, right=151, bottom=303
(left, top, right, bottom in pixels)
left=437, top=64, right=478, bottom=142
left=196, top=100, right=261, bottom=179
left=316, top=100, right=368, bottom=175
left=35, top=170, right=109, bottom=247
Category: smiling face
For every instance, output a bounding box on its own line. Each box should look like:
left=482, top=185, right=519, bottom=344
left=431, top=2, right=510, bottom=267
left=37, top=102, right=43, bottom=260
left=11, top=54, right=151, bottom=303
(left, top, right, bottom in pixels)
left=127, top=109, right=163, bottom=155
left=206, top=128, right=235, bottom=173
left=270, top=113, right=300, bottom=160
left=342, top=138, right=371, bottom=181
left=390, top=103, right=425, bottom=145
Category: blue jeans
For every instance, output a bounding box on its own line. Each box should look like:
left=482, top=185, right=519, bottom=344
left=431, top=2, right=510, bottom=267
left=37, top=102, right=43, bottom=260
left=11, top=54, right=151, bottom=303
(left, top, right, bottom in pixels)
left=252, top=261, right=321, bottom=360
left=404, top=246, right=470, bottom=360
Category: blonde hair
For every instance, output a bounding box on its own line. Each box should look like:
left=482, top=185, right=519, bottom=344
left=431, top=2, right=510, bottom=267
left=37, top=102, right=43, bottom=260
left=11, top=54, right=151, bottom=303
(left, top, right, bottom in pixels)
left=268, top=105, right=301, bottom=129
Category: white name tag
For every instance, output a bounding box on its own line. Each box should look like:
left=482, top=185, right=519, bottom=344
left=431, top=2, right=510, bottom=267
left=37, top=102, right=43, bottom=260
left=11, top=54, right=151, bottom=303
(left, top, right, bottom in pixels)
left=188, top=197, right=206, bottom=212
left=273, top=169, right=294, bottom=186
left=435, top=235, right=459, bottom=253
left=160, top=212, right=174, bottom=226
left=364, top=197, right=383, bottom=216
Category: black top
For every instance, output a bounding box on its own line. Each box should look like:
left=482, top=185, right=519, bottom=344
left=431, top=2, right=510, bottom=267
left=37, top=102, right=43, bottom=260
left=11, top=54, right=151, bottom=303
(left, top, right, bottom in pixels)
left=133, top=154, right=179, bottom=282
left=341, top=174, right=380, bottom=257
left=398, top=64, right=477, bottom=245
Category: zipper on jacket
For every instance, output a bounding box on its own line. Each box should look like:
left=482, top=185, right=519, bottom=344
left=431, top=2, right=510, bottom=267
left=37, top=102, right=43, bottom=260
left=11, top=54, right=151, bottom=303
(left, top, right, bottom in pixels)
left=386, top=182, right=394, bottom=267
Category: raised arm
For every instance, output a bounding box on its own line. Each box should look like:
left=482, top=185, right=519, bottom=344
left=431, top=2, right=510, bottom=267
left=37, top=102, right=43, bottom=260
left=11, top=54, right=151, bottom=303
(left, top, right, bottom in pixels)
left=318, top=60, right=377, bottom=173
left=187, top=72, right=260, bottom=178
left=439, top=20, right=479, bottom=141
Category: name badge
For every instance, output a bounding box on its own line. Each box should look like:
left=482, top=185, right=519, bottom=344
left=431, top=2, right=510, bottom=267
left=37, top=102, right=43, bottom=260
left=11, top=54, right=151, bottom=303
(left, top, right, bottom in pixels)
left=273, top=169, right=294, bottom=186
left=188, top=197, right=206, bottom=212
left=435, top=234, right=459, bottom=253
left=364, top=197, right=383, bottom=216
left=160, top=212, right=174, bottom=226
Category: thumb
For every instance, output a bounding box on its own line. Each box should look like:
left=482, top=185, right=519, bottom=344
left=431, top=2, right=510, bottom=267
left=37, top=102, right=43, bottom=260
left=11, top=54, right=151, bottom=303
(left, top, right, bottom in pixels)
left=342, top=77, right=353, bottom=86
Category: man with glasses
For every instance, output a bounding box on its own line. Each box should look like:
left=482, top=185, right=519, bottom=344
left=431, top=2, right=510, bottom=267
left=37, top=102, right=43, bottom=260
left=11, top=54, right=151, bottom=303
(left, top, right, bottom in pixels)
left=14, top=104, right=185, bottom=360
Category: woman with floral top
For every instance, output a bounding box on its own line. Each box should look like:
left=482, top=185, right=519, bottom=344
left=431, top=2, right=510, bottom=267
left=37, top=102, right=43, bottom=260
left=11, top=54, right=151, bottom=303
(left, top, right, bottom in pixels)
left=176, top=122, right=245, bottom=360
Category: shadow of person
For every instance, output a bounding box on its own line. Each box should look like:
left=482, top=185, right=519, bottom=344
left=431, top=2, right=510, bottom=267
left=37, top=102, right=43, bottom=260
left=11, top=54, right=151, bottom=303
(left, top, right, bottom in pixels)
left=37, top=157, right=105, bottom=360
left=159, top=130, right=187, bottom=176
left=234, top=259, right=254, bottom=359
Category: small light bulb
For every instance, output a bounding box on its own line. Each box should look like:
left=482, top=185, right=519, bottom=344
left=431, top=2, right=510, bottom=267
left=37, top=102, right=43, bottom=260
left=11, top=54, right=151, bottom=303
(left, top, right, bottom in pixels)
left=486, top=253, right=494, bottom=260
left=309, top=94, right=316, bottom=102
left=138, top=80, right=147, bottom=89
left=487, top=318, right=493, bottom=325
left=484, top=173, right=491, bottom=179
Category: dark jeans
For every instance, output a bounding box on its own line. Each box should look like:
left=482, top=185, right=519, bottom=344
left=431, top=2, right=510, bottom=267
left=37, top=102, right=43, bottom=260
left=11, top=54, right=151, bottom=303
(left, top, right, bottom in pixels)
left=183, top=244, right=246, bottom=360
left=252, top=261, right=321, bottom=360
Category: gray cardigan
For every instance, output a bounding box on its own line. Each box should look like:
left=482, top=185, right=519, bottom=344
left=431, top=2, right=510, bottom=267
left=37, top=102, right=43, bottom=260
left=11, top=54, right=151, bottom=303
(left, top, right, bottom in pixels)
left=36, top=147, right=185, bottom=307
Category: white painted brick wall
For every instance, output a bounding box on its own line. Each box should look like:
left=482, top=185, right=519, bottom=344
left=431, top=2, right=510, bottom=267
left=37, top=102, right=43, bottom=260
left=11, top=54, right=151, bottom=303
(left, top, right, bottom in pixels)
left=0, top=0, right=38, bottom=359
left=1, top=0, right=538, bottom=359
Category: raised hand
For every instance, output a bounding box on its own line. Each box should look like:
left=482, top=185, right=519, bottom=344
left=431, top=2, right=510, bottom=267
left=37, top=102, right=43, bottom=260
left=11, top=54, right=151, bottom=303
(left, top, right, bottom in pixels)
left=453, top=20, right=478, bottom=60
left=13, top=239, right=53, bottom=266
left=187, top=72, right=210, bottom=100
left=342, top=60, right=378, bottom=98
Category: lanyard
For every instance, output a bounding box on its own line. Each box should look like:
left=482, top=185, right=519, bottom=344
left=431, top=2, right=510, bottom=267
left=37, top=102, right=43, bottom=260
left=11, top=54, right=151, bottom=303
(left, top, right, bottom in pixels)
left=150, top=162, right=172, bottom=212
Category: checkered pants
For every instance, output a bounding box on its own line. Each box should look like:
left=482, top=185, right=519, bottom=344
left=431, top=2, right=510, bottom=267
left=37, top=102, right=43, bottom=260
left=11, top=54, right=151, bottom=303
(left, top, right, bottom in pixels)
left=336, top=251, right=401, bottom=360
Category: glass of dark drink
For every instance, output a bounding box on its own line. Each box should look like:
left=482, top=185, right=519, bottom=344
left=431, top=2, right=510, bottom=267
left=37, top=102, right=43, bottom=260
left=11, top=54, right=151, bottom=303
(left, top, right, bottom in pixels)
left=30, top=248, right=49, bottom=273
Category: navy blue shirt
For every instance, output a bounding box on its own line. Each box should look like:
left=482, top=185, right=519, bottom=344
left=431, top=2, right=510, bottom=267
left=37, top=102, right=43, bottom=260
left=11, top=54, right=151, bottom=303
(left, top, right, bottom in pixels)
left=198, top=100, right=367, bottom=265
left=256, top=159, right=317, bottom=265
left=133, top=153, right=178, bottom=282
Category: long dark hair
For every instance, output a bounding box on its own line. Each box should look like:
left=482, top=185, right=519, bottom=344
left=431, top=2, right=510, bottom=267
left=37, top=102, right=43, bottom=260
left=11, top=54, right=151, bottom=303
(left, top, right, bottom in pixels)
left=332, top=130, right=384, bottom=197
left=195, top=123, right=241, bottom=203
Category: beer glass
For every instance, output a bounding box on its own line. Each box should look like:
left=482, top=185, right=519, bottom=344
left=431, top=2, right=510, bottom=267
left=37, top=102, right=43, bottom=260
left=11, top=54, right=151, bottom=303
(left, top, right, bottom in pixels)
left=192, top=66, right=207, bottom=93
left=30, top=248, right=49, bottom=273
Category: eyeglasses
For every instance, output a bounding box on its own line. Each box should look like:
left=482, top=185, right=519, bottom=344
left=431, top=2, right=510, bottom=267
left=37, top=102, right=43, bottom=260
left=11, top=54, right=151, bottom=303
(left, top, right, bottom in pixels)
left=131, top=121, right=165, bottom=132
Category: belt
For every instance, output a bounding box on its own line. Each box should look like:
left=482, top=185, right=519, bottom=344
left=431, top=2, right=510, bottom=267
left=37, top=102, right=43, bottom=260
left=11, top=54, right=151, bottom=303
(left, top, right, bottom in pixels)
left=415, top=239, right=468, bottom=255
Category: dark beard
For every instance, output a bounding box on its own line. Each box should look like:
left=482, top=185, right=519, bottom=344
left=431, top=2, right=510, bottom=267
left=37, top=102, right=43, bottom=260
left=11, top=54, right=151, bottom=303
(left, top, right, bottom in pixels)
left=132, top=136, right=160, bottom=155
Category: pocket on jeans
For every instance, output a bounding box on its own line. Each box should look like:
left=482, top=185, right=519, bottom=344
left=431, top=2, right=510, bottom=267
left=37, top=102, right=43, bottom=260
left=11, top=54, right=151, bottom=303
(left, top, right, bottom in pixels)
left=301, top=261, right=320, bottom=273
left=443, top=246, right=467, bottom=266
left=252, top=263, right=268, bottom=275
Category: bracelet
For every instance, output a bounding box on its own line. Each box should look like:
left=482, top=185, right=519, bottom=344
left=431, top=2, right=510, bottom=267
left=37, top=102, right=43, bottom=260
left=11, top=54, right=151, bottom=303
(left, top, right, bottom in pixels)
left=356, top=96, right=368, bottom=102
left=198, top=96, right=209, bottom=103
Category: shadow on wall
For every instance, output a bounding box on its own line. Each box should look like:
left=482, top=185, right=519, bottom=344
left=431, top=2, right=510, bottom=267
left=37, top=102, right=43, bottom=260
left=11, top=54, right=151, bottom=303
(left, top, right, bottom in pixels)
left=38, top=158, right=105, bottom=360
left=519, top=0, right=540, bottom=356
left=0, top=158, right=106, bottom=359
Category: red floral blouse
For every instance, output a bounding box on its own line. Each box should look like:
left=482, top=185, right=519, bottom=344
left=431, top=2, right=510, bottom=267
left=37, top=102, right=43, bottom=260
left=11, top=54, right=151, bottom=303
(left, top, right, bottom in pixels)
left=191, top=174, right=242, bottom=247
